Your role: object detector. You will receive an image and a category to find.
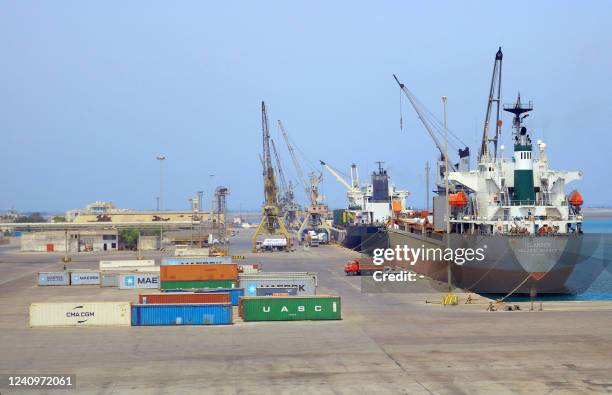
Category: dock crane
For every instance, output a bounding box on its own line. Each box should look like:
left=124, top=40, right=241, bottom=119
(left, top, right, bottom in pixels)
left=252, top=101, right=291, bottom=252
left=271, top=138, right=301, bottom=229
left=278, top=120, right=331, bottom=244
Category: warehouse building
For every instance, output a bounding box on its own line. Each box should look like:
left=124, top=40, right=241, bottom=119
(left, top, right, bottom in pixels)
left=20, top=230, right=119, bottom=252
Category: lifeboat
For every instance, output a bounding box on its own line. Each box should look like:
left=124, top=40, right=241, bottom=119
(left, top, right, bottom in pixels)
left=448, top=191, right=469, bottom=208
left=568, top=190, right=583, bottom=207
left=391, top=199, right=402, bottom=214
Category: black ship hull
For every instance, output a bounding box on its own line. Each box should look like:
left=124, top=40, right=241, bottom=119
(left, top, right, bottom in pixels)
left=340, top=224, right=389, bottom=255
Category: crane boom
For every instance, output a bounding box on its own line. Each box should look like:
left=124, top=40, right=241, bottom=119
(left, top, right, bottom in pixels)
left=271, top=139, right=288, bottom=195
left=320, top=160, right=355, bottom=192
left=393, top=74, right=457, bottom=171
left=480, top=47, right=503, bottom=161
left=261, top=102, right=277, bottom=206
left=278, top=120, right=310, bottom=197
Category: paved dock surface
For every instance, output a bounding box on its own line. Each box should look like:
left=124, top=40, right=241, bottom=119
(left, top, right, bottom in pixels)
left=1, top=229, right=612, bottom=394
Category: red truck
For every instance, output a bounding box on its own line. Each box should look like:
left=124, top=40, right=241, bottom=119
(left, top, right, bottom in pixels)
left=344, top=259, right=394, bottom=276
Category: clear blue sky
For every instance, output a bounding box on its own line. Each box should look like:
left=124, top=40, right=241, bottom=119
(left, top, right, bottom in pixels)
left=1, top=1, right=610, bottom=212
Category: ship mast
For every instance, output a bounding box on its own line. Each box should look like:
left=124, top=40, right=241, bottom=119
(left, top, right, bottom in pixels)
left=479, top=47, right=503, bottom=162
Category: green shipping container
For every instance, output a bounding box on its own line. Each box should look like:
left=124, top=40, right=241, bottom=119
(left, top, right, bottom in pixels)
left=241, top=296, right=341, bottom=321
left=160, top=280, right=237, bottom=290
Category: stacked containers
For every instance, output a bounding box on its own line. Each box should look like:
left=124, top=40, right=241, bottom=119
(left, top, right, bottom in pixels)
left=161, top=288, right=244, bottom=306
left=160, top=264, right=238, bottom=290
left=239, top=296, right=341, bottom=321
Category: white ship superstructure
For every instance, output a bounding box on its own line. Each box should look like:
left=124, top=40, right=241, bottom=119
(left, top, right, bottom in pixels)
left=448, top=95, right=583, bottom=235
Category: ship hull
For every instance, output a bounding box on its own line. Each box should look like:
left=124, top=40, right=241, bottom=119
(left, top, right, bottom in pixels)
left=342, top=224, right=389, bottom=254
left=387, top=228, right=596, bottom=295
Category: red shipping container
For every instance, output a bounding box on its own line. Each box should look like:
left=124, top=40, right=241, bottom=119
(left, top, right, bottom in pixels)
left=138, top=293, right=230, bottom=304
left=160, top=264, right=238, bottom=281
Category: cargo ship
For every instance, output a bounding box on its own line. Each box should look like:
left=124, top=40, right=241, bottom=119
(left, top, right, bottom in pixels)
left=326, top=162, right=410, bottom=254
left=389, top=48, right=591, bottom=295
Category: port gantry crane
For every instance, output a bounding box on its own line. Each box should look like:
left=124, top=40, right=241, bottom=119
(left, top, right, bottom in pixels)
left=271, top=138, right=301, bottom=230
left=278, top=120, right=331, bottom=243
left=251, top=101, right=291, bottom=252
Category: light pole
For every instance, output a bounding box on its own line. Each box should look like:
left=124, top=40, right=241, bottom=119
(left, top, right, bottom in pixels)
left=442, top=96, right=453, bottom=297
left=157, top=155, right=166, bottom=250
left=156, top=155, right=166, bottom=211
left=208, top=174, right=215, bottom=247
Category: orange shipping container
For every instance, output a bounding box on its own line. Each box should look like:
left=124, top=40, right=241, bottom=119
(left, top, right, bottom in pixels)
left=138, top=292, right=230, bottom=304
left=160, top=264, right=238, bottom=281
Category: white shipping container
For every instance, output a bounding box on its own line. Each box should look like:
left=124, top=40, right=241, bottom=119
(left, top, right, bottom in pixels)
left=29, top=302, right=131, bottom=327
left=175, top=247, right=210, bottom=256
left=118, top=273, right=160, bottom=289
left=101, top=266, right=160, bottom=273
left=99, top=260, right=155, bottom=270
left=239, top=264, right=261, bottom=274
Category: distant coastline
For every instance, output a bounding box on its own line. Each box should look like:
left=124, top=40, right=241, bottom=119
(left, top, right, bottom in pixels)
left=582, top=207, right=612, bottom=219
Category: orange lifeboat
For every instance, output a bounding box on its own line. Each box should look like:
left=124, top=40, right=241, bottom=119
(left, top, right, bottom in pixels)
left=448, top=191, right=469, bottom=208
left=569, top=190, right=583, bottom=207
left=391, top=199, right=402, bottom=214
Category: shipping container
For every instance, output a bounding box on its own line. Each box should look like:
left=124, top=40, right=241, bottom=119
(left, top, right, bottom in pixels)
left=101, top=266, right=160, bottom=273
left=29, top=302, right=131, bottom=327
left=161, top=256, right=233, bottom=265
left=100, top=272, right=121, bottom=287
left=38, top=271, right=70, bottom=286
left=238, top=264, right=261, bottom=274
left=118, top=273, right=160, bottom=289
left=194, top=288, right=244, bottom=305
left=138, top=293, right=230, bottom=304
left=239, top=275, right=316, bottom=296
left=175, top=247, right=209, bottom=256
left=131, top=303, right=232, bottom=326
left=160, top=264, right=237, bottom=281
left=70, top=270, right=101, bottom=285
left=256, top=287, right=298, bottom=296
left=160, top=280, right=237, bottom=290
left=99, top=259, right=155, bottom=270
left=240, top=296, right=341, bottom=321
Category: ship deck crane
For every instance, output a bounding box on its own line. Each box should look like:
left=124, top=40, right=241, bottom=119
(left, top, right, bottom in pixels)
left=251, top=101, right=291, bottom=252
left=320, top=160, right=363, bottom=210
left=480, top=47, right=504, bottom=161
left=393, top=74, right=470, bottom=193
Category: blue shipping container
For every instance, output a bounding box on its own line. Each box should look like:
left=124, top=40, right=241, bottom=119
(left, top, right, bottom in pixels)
left=161, top=256, right=232, bottom=265
left=196, top=288, right=244, bottom=306
left=131, top=303, right=232, bottom=326
left=38, top=272, right=70, bottom=286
